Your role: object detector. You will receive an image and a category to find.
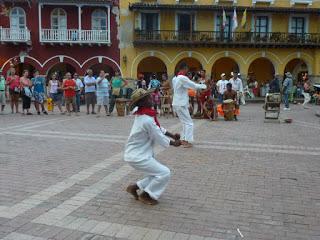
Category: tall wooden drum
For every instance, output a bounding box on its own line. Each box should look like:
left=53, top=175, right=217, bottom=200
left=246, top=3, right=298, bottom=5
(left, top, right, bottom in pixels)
left=223, top=99, right=235, bottom=121
left=116, top=98, right=127, bottom=116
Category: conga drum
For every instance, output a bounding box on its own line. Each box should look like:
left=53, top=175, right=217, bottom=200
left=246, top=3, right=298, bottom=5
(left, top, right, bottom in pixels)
left=223, top=99, right=235, bottom=121
left=116, top=98, right=127, bottom=116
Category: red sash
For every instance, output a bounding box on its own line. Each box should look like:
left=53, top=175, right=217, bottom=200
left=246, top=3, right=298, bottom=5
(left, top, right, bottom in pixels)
left=134, top=107, right=160, bottom=127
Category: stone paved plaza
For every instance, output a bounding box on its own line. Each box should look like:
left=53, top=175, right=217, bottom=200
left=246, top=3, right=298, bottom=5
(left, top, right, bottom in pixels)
left=0, top=104, right=320, bottom=240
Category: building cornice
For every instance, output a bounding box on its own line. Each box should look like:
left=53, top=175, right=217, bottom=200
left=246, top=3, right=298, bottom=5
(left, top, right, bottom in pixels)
left=129, top=3, right=320, bottom=14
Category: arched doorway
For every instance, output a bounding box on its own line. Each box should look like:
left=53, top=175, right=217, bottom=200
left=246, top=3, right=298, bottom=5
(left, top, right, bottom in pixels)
left=211, top=57, right=239, bottom=80
left=175, top=58, right=202, bottom=75
left=137, top=57, right=167, bottom=82
left=15, top=63, right=36, bottom=78
left=248, top=58, right=275, bottom=85
left=89, top=63, right=114, bottom=79
left=47, top=63, right=76, bottom=81
left=284, top=58, right=308, bottom=84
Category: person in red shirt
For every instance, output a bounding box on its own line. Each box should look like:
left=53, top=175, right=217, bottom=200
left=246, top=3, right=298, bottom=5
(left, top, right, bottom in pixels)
left=6, top=67, right=20, bottom=114
left=62, top=72, right=77, bottom=116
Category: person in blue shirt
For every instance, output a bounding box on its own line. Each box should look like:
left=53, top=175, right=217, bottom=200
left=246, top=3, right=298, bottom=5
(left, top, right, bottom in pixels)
left=283, top=72, right=293, bottom=111
left=32, top=70, right=48, bottom=115
left=148, top=74, right=161, bottom=89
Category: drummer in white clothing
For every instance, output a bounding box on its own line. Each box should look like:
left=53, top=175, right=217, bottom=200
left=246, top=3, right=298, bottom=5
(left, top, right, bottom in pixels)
left=172, top=62, right=207, bottom=148
left=124, top=88, right=181, bottom=205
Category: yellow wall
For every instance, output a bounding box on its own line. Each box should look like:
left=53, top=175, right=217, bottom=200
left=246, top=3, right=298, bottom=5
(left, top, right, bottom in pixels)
left=120, top=0, right=320, bottom=83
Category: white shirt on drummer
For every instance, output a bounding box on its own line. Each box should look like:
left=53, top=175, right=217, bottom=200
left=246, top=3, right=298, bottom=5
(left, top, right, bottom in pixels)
left=229, top=77, right=244, bottom=93
left=216, top=79, right=229, bottom=94
left=124, top=115, right=170, bottom=163
left=172, top=74, right=207, bottom=107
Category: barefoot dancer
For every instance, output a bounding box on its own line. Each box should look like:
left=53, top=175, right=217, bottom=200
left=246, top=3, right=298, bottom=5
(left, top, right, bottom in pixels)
left=124, top=88, right=181, bottom=205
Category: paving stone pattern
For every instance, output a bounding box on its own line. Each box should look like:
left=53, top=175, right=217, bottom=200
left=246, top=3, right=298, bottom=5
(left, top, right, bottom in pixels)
left=0, top=104, right=320, bottom=240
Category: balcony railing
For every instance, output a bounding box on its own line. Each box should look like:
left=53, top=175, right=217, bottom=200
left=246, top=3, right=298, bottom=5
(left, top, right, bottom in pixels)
left=134, top=30, right=320, bottom=48
left=40, top=29, right=110, bottom=45
left=0, top=27, right=31, bottom=43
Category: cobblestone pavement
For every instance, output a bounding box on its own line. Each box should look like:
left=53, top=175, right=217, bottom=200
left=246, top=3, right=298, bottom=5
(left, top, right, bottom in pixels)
left=0, top=103, right=320, bottom=240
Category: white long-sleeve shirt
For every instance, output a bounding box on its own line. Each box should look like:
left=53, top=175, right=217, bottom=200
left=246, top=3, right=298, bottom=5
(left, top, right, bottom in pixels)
left=229, top=78, right=244, bottom=93
left=124, top=115, right=170, bottom=162
left=172, top=75, right=207, bottom=107
left=216, top=79, right=229, bottom=94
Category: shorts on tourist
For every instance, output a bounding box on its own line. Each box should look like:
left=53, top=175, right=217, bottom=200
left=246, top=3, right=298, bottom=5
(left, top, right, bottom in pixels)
left=85, top=92, right=96, bottom=105
left=0, top=91, right=6, bottom=105
left=34, top=92, right=45, bottom=104
left=65, top=96, right=76, bottom=105
left=9, top=89, right=20, bottom=101
left=97, top=95, right=109, bottom=106
left=50, top=93, right=62, bottom=103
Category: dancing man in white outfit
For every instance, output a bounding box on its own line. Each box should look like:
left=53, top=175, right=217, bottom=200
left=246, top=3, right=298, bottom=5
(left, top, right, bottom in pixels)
left=172, top=62, right=207, bottom=148
left=124, top=88, right=181, bottom=205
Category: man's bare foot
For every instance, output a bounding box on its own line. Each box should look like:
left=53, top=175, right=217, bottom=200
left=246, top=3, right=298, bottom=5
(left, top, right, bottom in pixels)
left=183, top=142, right=193, bottom=148
left=180, top=140, right=188, bottom=145
left=126, top=184, right=139, bottom=200
left=139, top=192, right=158, bottom=205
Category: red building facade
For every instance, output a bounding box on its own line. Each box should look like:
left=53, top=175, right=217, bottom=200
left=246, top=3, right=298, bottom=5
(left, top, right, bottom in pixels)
left=0, top=0, right=120, bottom=78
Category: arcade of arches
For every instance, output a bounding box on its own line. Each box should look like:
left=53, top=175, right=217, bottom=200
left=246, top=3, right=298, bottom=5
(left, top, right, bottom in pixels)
left=137, top=57, right=167, bottom=81
left=211, top=58, right=239, bottom=80
left=47, top=63, right=76, bottom=81
left=89, top=63, right=115, bottom=77
left=284, top=58, right=308, bottom=84
left=248, top=58, right=275, bottom=85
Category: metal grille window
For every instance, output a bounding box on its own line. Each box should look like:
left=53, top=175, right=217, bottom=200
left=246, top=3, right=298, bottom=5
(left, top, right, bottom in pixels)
left=255, top=16, right=269, bottom=34
left=51, top=8, right=67, bottom=30
left=141, top=13, right=159, bottom=31
left=216, top=15, right=231, bottom=39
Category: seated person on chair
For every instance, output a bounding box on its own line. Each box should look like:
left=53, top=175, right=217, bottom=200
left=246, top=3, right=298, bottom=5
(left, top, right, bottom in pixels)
left=223, top=83, right=239, bottom=121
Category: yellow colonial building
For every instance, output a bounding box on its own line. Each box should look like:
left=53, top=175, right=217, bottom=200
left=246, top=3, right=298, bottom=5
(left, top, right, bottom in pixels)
left=119, top=0, right=320, bottom=85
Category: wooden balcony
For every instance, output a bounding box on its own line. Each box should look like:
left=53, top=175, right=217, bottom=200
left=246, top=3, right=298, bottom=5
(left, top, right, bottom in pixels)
left=133, top=30, right=320, bottom=48
left=40, top=29, right=111, bottom=45
left=0, top=28, right=31, bottom=44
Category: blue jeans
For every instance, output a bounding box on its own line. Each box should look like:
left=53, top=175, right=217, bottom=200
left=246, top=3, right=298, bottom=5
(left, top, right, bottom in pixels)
left=76, top=91, right=81, bottom=111
left=218, top=94, right=223, bottom=103
left=283, top=93, right=289, bottom=108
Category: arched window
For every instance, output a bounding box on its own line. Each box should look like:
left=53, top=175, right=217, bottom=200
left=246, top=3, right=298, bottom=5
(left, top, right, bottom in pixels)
left=10, top=7, right=26, bottom=29
left=51, top=8, right=67, bottom=30
left=92, top=9, right=107, bottom=30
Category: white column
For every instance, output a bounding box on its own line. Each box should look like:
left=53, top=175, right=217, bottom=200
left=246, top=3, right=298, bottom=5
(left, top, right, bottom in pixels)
left=78, top=4, right=82, bottom=41
left=107, top=6, right=110, bottom=43
left=38, top=3, right=42, bottom=42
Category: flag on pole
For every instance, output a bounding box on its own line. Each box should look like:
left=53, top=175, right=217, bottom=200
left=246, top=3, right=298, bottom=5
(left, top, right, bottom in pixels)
left=232, top=8, right=238, bottom=32
left=241, top=9, right=247, bottom=28
left=222, top=9, right=227, bottom=29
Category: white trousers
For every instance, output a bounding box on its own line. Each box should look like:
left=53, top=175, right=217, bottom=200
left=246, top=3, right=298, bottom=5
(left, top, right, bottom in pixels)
left=129, top=158, right=171, bottom=200
left=302, top=91, right=311, bottom=106
left=173, top=105, right=194, bottom=142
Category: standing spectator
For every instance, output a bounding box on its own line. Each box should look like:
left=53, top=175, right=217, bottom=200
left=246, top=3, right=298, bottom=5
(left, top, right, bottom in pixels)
left=74, top=73, right=84, bottom=112
left=6, top=67, right=20, bottom=113
left=0, top=70, right=7, bottom=113
left=229, top=71, right=244, bottom=105
left=148, top=74, right=161, bottom=89
left=283, top=72, right=293, bottom=111
left=48, top=72, right=64, bottom=114
left=151, top=87, right=161, bottom=113
left=269, top=74, right=280, bottom=93
left=32, top=70, right=48, bottom=115
left=136, top=73, right=144, bottom=89
left=96, top=70, right=110, bottom=116
left=84, top=69, right=96, bottom=114
left=20, top=70, right=33, bottom=115
left=109, top=70, right=125, bottom=115
left=62, top=72, right=77, bottom=116
left=302, top=73, right=311, bottom=109
left=216, top=73, right=229, bottom=103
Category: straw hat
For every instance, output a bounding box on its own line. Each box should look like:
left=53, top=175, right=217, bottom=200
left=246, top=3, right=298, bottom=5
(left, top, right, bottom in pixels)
left=129, top=88, right=155, bottom=111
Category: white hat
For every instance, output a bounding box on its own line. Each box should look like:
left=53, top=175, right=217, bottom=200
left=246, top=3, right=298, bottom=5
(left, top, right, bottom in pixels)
left=221, top=73, right=226, bottom=77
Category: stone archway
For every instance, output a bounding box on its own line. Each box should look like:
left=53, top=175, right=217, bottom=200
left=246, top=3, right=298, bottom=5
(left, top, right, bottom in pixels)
left=137, top=56, right=167, bottom=81
left=284, top=58, right=308, bottom=84
left=211, top=57, right=239, bottom=80
left=175, top=57, right=202, bottom=75
left=248, top=58, right=275, bottom=85
left=47, top=63, right=76, bottom=81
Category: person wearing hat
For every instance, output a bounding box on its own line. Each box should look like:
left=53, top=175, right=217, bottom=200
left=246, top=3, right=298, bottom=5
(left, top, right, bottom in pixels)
left=0, top=69, right=7, bottom=113
left=283, top=72, right=293, bottom=111
left=216, top=73, right=229, bottom=103
left=124, top=88, right=181, bottom=205
left=172, top=62, right=207, bottom=148
left=229, top=70, right=244, bottom=106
